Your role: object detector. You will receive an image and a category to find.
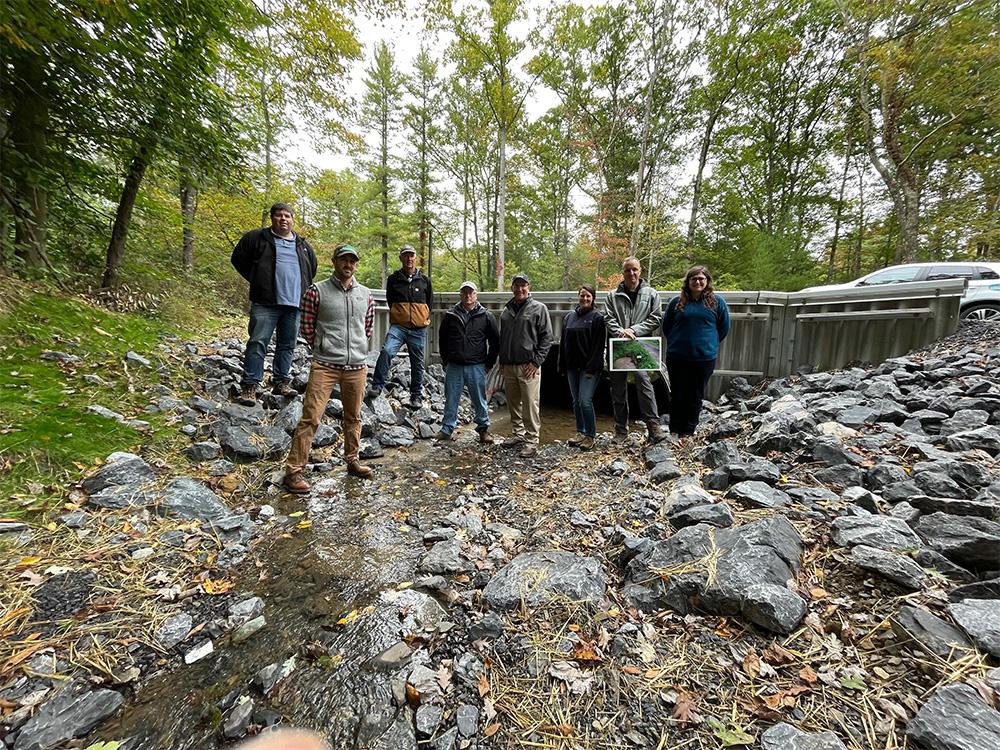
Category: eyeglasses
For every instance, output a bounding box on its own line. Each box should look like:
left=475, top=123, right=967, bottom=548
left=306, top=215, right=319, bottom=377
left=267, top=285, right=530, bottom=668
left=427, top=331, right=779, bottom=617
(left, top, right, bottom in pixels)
left=690, top=276, right=707, bottom=282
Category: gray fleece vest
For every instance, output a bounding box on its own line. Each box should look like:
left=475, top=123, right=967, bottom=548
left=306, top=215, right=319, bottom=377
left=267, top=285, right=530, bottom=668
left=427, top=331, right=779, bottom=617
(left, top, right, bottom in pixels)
left=313, top=276, right=370, bottom=367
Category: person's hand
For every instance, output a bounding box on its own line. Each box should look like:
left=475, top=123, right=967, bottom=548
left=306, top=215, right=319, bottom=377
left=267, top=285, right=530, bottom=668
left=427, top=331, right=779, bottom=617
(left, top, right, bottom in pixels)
left=622, top=328, right=636, bottom=340
left=523, top=363, right=538, bottom=379
left=239, top=729, right=327, bottom=750
left=584, top=372, right=594, bottom=379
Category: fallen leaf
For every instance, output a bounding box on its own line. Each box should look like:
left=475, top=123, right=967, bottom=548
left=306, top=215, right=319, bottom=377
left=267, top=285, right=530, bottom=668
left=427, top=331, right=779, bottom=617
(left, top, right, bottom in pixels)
left=201, top=579, right=233, bottom=595
left=437, top=664, right=452, bottom=691
left=622, top=665, right=642, bottom=676
left=762, top=642, right=796, bottom=665
left=549, top=660, right=593, bottom=695
left=742, top=649, right=761, bottom=679
left=483, top=723, right=501, bottom=737
left=17, top=556, right=42, bottom=567
left=707, top=717, right=754, bottom=747
left=840, top=675, right=866, bottom=691
left=799, top=665, right=818, bottom=685
left=672, top=691, right=702, bottom=727
left=477, top=673, right=490, bottom=697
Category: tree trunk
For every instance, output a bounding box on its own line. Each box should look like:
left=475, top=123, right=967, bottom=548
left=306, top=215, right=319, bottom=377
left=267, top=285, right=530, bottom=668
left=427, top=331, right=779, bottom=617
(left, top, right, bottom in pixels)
left=630, top=13, right=662, bottom=255
left=827, top=147, right=851, bottom=281
left=102, top=145, right=151, bottom=287
left=9, top=50, right=49, bottom=268
left=180, top=169, right=197, bottom=271
left=496, top=124, right=506, bottom=290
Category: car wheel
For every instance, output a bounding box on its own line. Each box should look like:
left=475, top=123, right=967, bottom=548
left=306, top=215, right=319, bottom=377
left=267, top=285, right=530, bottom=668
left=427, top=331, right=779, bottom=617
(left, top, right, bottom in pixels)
left=960, top=303, right=1000, bottom=322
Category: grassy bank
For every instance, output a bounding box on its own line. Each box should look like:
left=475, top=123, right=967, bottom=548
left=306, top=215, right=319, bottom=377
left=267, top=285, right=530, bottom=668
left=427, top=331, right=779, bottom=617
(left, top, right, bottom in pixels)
left=0, top=278, right=234, bottom=518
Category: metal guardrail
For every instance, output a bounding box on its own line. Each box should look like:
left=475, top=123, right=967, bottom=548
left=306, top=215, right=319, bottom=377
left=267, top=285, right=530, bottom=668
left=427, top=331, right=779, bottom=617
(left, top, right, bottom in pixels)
left=369, top=279, right=965, bottom=398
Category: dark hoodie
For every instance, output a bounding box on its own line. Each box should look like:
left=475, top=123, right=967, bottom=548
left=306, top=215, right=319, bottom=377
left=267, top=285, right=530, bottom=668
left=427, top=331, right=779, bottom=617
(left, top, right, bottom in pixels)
left=559, top=306, right=607, bottom=375
left=438, top=302, right=500, bottom=368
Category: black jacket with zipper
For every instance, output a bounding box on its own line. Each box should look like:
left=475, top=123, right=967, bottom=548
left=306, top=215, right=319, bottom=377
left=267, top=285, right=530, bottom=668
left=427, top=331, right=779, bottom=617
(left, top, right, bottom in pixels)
left=231, top=228, right=317, bottom=306
left=439, top=303, right=499, bottom=369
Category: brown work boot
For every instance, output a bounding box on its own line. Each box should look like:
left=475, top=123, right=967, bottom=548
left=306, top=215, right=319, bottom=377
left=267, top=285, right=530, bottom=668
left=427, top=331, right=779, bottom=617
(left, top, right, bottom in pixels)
left=504, top=435, right=526, bottom=448
left=646, top=420, right=666, bottom=443
left=435, top=430, right=455, bottom=442
left=477, top=428, right=494, bottom=444
left=237, top=384, right=258, bottom=406
left=271, top=379, right=297, bottom=398
left=282, top=470, right=310, bottom=494
left=519, top=444, right=538, bottom=459
left=578, top=436, right=595, bottom=450
left=346, top=460, right=372, bottom=478
left=567, top=433, right=586, bottom=446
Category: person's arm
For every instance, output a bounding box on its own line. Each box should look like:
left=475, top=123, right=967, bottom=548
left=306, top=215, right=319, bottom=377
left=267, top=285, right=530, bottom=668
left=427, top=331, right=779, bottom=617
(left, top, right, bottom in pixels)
left=631, top=290, right=663, bottom=337
left=365, top=293, right=375, bottom=339
left=717, top=297, right=731, bottom=342
left=299, top=285, right=320, bottom=349
left=425, top=274, right=433, bottom=306
left=303, top=239, right=318, bottom=280
left=558, top=317, right=568, bottom=374
left=438, top=315, right=450, bottom=365
left=603, top=293, right=625, bottom=337
left=585, top=314, right=607, bottom=375
left=532, top=306, right=554, bottom=368
left=485, top=313, right=500, bottom=370
left=230, top=231, right=255, bottom=282
left=662, top=298, right=677, bottom=337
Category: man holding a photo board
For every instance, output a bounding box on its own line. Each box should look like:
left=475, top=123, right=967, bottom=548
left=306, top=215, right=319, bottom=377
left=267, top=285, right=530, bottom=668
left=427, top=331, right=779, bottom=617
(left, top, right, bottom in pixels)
left=604, top=256, right=666, bottom=443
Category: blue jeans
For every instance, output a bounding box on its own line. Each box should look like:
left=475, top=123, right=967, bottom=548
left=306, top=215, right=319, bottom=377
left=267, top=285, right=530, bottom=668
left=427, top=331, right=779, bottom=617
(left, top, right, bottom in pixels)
left=371, top=325, right=426, bottom=396
left=567, top=369, right=600, bottom=437
left=440, top=363, right=489, bottom=435
left=241, top=303, right=300, bottom=387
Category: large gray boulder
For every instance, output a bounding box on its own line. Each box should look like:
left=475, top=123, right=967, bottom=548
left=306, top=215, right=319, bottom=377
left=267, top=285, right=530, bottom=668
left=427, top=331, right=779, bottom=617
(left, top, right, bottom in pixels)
left=760, top=722, right=847, bottom=750
left=216, top=424, right=291, bottom=462
left=82, top=451, right=154, bottom=494
left=889, top=605, right=973, bottom=659
left=907, top=683, right=1000, bottom=750
left=948, top=599, right=1000, bottom=657
left=915, top=512, right=1000, bottom=569
left=830, top=514, right=922, bottom=552
left=944, top=426, right=1000, bottom=456
left=156, top=478, right=230, bottom=522
left=727, top=480, right=789, bottom=509
left=482, top=551, right=607, bottom=611
left=624, top=516, right=805, bottom=633
left=850, top=545, right=926, bottom=590
left=13, top=683, right=123, bottom=750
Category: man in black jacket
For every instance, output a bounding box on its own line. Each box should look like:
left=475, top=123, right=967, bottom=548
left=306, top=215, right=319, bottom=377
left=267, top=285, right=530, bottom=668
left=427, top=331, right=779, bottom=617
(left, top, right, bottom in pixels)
left=231, top=203, right=318, bottom=405
left=437, top=281, right=499, bottom=443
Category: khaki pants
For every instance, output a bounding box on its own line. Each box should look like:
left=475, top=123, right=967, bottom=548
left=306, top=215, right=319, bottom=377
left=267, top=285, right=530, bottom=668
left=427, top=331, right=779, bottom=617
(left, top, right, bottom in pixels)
left=287, top=365, right=367, bottom=471
left=503, top=364, right=542, bottom=445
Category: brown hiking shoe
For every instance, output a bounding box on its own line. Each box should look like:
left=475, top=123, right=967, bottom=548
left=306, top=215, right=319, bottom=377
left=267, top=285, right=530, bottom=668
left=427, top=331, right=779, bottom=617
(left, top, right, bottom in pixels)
left=435, top=430, right=455, bottom=441
left=518, top=444, right=538, bottom=459
left=646, top=421, right=666, bottom=443
left=237, top=384, right=258, bottom=406
left=271, top=379, right=297, bottom=398
left=578, top=436, right=595, bottom=450
left=504, top=435, right=526, bottom=448
left=567, top=433, right=586, bottom=446
left=478, top=429, right=494, bottom=444
left=346, top=461, right=372, bottom=478
left=282, top=471, right=310, bottom=494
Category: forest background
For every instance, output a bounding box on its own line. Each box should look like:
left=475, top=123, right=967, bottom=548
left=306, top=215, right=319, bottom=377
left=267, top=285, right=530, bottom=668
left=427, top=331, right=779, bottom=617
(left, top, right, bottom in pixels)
left=3, top=0, right=1000, bottom=318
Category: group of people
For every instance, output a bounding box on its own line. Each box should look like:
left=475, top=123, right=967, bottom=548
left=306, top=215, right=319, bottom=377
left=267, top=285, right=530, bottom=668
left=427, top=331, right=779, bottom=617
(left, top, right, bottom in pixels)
left=230, top=203, right=730, bottom=493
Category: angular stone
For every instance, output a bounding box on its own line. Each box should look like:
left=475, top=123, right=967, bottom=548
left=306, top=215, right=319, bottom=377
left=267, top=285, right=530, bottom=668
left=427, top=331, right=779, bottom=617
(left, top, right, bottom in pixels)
left=643, top=444, right=674, bottom=469
left=216, top=424, right=291, bottom=462
left=698, top=440, right=740, bottom=469
left=760, top=721, right=847, bottom=750
left=649, top=460, right=681, bottom=484
left=154, top=612, right=193, bottom=649
left=415, top=704, right=443, bottom=737
left=82, top=452, right=155, bottom=495
left=814, top=465, right=864, bottom=488
left=273, top=399, right=304, bottom=433
left=727, top=458, right=780, bottom=484
left=231, top=616, right=266, bottom=644
left=915, top=512, right=1000, bottom=569
left=378, top=425, right=416, bottom=448
left=482, top=551, right=608, bottom=612
left=727, top=480, right=790, bottom=509
left=312, top=423, right=338, bottom=447
left=222, top=697, right=255, bottom=740
left=456, top=704, right=479, bottom=737
left=909, top=494, right=1000, bottom=519
left=254, top=656, right=296, bottom=695
left=850, top=545, right=926, bottom=590
left=945, top=426, right=1000, bottom=456
left=890, top=605, right=973, bottom=659
left=12, top=683, right=123, bottom=750
left=185, top=442, right=220, bottom=462
left=907, top=683, right=1000, bottom=750
left=227, top=597, right=264, bottom=627
left=948, top=600, right=1000, bottom=657
left=741, top=583, right=806, bottom=634
left=156, top=478, right=230, bottom=522
left=417, top=540, right=469, bottom=575
left=830, top=514, right=922, bottom=552
left=669, top=503, right=734, bottom=529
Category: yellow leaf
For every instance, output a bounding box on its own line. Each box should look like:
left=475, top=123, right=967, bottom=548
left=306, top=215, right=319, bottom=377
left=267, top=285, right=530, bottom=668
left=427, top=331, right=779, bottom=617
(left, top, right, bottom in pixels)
left=398, top=525, right=410, bottom=532
left=297, top=520, right=312, bottom=529
left=288, top=511, right=305, bottom=518
left=17, top=556, right=41, bottom=566
left=396, top=581, right=412, bottom=590
left=201, top=579, right=234, bottom=595
left=46, top=522, right=57, bottom=532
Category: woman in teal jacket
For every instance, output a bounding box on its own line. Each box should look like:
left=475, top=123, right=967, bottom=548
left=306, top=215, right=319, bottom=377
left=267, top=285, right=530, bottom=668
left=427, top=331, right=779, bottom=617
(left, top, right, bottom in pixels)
left=662, top=265, right=730, bottom=437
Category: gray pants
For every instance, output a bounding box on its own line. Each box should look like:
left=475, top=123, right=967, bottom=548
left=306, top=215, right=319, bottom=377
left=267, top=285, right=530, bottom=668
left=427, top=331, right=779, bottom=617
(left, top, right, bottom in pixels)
left=610, top=370, right=659, bottom=432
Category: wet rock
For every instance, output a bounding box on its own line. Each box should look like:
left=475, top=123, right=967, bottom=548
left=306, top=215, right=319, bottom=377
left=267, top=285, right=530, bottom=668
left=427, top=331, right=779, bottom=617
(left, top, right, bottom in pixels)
left=183, top=640, right=214, bottom=664
left=415, top=704, right=443, bottom=737
left=482, top=551, right=608, bottom=611
left=383, top=589, right=447, bottom=633
left=82, top=452, right=155, bottom=495
left=379, top=426, right=416, bottom=448
left=360, top=438, right=385, bottom=459
left=915, top=512, right=1000, bottom=569
left=889, top=605, right=973, bottom=658
left=373, top=642, right=413, bottom=670
left=185, top=441, right=220, bottom=462
left=254, top=656, right=296, bottom=695
left=760, top=721, right=847, bottom=750
left=216, top=424, right=291, bottom=462
left=727, top=458, right=780, bottom=484
left=830, top=513, right=922, bottom=552
left=417, top=540, right=469, bottom=575
left=455, top=704, right=479, bottom=737
left=154, top=612, right=193, bottom=650
left=949, top=579, right=1000, bottom=601
left=273, top=399, right=304, bottom=433
left=221, top=697, right=255, bottom=740
left=850, top=545, right=926, bottom=590
left=907, top=683, right=1000, bottom=750
left=669, top=502, right=734, bottom=529
left=12, top=683, right=123, bottom=750
left=663, top=482, right=715, bottom=514
left=156, top=478, right=229, bottom=522
left=227, top=597, right=264, bottom=627
left=444, top=510, right=484, bottom=537
left=948, top=600, right=1000, bottom=657
left=231, top=616, right=266, bottom=644
left=433, top=727, right=459, bottom=750
left=727, top=481, right=789, bottom=509
left=312, top=423, right=338, bottom=447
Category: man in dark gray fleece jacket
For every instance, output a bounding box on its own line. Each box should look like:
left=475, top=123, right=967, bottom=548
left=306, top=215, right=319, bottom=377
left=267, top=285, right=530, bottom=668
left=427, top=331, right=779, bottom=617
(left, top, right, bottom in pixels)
left=498, top=273, right=553, bottom=458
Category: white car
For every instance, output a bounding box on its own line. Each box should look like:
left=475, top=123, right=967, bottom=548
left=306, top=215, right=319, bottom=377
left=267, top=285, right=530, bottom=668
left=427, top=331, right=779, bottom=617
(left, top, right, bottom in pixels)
left=802, top=262, right=1000, bottom=321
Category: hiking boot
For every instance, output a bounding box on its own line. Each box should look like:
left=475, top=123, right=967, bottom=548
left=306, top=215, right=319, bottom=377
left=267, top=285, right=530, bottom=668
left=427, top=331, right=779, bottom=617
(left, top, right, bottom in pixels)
left=365, top=387, right=382, bottom=402
left=477, top=429, right=494, bottom=444
left=504, top=435, right=526, bottom=448
left=567, top=433, right=586, bottom=446
left=613, top=430, right=628, bottom=444
left=578, top=436, right=595, bottom=450
left=282, top=471, right=310, bottom=494
left=435, top=430, right=455, bottom=442
left=409, top=394, right=423, bottom=410
left=646, top=421, right=667, bottom=443
left=271, top=379, right=297, bottom=398
left=237, top=384, right=258, bottom=407
left=519, top=444, right=538, bottom=459
left=346, top=461, right=372, bottom=478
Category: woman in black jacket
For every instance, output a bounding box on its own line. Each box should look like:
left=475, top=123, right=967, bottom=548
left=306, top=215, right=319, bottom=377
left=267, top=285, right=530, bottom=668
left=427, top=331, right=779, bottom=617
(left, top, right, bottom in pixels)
left=559, top=285, right=606, bottom=450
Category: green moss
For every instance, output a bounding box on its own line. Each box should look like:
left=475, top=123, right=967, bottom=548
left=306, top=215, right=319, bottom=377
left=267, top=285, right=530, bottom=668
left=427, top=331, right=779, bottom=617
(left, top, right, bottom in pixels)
left=0, top=282, right=227, bottom=518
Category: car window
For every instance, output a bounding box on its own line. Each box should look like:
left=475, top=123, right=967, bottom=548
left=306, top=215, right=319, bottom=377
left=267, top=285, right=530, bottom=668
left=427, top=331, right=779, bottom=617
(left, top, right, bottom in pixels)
left=927, top=265, right=974, bottom=280
left=859, top=267, right=923, bottom=285
left=975, top=266, right=1000, bottom=280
